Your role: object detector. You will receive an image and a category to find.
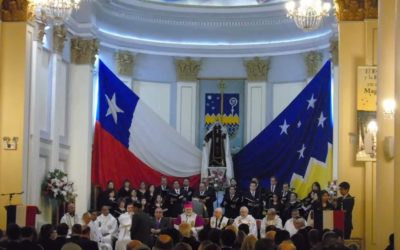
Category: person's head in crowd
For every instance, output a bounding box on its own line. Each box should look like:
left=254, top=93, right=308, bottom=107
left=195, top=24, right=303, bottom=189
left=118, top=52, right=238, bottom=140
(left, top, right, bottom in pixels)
left=20, top=226, right=35, bottom=242
left=230, top=178, right=237, bottom=187
left=289, top=193, right=298, bottom=203
left=254, top=238, right=275, bottom=250
left=67, top=203, right=76, bottom=215
left=82, top=212, right=91, bottom=225
left=238, top=224, right=250, bottom=235
left=235, top=231, right=247, bottom=248
left=154, top=234, right=174, bottom=250
left=388, top=233, right=394, bottom=247
left=123, top=179, right=131, bottom=189
left=71, top=224, right=82, bottom=237
left=184, top=202, right=194, bottom=216
left=251, top=177, right=259, bottom=186
left=208, top=229, right=222, bottom=245
left=266, top=225, right=277, bottom=232
left=199, top=182, right=206, bottom=192
left=225, top=225, right=238, bottom=235
left=240, top=234, right=257, bottom=250
left=220, top=228, right=236, bottom=247
left=322, top=230, right=339, bottom=247
left=139, top=181, right=147, bottom=191
left=266, top=208, right=277, bottom=220
left=291, top=233, right=307, bottom=250
left=320, top=190, right=330, bottom=203
left=278, top=240, right=296, bottom=250
left=198, top=228, right=210, bottom=242
left=156, top=194, right=164, bottom=204
left=203, top=243, right=222, bottom=250
left=249, top=181, right=257, bottom=192
left=265, top=230, right=276, bottom=241
left=173, top=180, right=180, bottom=190
left=294, top=217, right=306, bottom=230
left=161, top=228, right=181, bottom=246
left=229, top=186, right=236, bottom=197
left=270, top=176, right=278, bottom=186
left=240, top=206, right=249, bottom=218
left=308, top=229, right=321, bottom=247
left=155, top=207, right=164, bottom=220
left=127, top=202, right=135, bottom=215
left=126, top=240, right=144, bottom=250
left=282, top=183, right=290, bottom=192
left=332, top=228, right=344, bottom=243
left=90, top=210, right=98, bottom=221
left=61, top=242, right=82, bottom=250
left=101, top=205, right=110, bottom=216
left=179, top=223, right=192, bottom=238
left=106, top=180, right=115, bottom=190
left=183, top=178, right=190, bottom=188
left=118, top=199, right=126, bottom=210
left=57, top=223, right=69, bottom=237
left=130, top=189, right=138, bottom=199
left=174, top=242, right=192, bottom=250
left=81, top=226, right=91, bottom=239
left=339, top=182, right=350, bottom=196
left=141, top=198, right=147, bottom=207
left=38, top=224, right=54, bottom=242
left=272, top=194, right=280, bottom=203
left=108, top=189, right=116, bottom=199
left=312, top=182, right=321, bottom=192
left=290, top=209, right=300, bottom=219
left=214, top=207, right=223, bottom=219
left=161, top=176, right=168, bottom=187
left=149, top=184, right=156, bottom=194
left=275, top=230, right=290, bottom=245
left=133, top=201, right=142, bottom=213
left=198, top=241, right=213, bottom=250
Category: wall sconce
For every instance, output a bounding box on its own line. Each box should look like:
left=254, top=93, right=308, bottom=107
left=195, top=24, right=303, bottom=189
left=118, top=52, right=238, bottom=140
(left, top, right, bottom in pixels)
left=382, top=99, right=396, bottom=119
left=2, top=137, right=18, bottom=150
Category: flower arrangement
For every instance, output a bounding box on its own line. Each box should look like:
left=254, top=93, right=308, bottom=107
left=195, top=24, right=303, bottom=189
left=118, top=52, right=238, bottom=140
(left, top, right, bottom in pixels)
left=42, top=169, right=77, bottom=202
left=208, top=168, right=227, bottom=191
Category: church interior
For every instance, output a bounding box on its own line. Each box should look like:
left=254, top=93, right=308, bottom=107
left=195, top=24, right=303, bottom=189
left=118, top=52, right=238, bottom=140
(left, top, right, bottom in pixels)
left=0, top=0, right=399, bottom=249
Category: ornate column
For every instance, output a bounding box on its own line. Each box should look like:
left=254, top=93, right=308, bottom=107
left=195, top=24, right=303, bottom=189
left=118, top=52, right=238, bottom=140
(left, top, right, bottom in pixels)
left=68, top=37, right=98, bottom=216
left=304, top=51, right=323, bottom=79
left=115, top=51, right=135, bottom=88
left=175, top=57, right=201, bottom=144
left=244, top=57, right=270, bottom=143
left=52, top=25, right=67, bottom=54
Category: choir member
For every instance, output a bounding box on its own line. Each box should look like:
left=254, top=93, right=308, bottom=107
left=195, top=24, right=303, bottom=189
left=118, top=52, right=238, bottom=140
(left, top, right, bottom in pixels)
left=233, top=206, right=258, bottom=237
left=150, top=194, right=168, bottom=216
left=146, top=184, right=156, bottom=205
left=112, top=198, right=126, bottom=218
left=266, top=194, right=283, bottom=217
left=282, top=192, right=303, bottom=223
left=174, top=202, right=204, bottom=238
left=96, top=206, right=118, bottom=250
left=155, top=176, right=170, bottom=198
left=181, top=178, right=194, bottom=202
left=335, top=181, right=354, bottom=239
left=117, top=202, right=134, bottom=241
left=60, top=203, right=80, bottom=231
left=103, top=189, right=118, bottom=215
left=260, top=208, right=283, bottom=238
left=312, top=190, right=334, bottom=231
left=137, top=181, right=148, bottom=200
left=140, top=198, right=151, bottom=214
left=99, top=180, right=116, bottom=209
left=127, top=189, right=139, bottom=205
left=221, top=186, right=241, bottom=219
left=168, top=180, right=184, bottom=217
left=209, top=207, right=229, bottom=230
left=225, top=178, right=240, bottom=195
left=265, top=176, right=280, bottom=202
left=303, top=182, right=321, bottom=212
left=243, top=181, right=263, bottom=219
left=151, top=207, right=171, bottom=236
left=280, top=183, right=292, bottom=205
left=194, top=182, right=215, bottom=218
left=117, top=180, right=132, bottom=200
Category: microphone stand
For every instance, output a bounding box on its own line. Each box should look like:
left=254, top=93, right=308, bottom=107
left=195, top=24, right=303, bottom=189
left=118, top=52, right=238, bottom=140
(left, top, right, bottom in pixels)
left=0, top=191, right=24, bottom=205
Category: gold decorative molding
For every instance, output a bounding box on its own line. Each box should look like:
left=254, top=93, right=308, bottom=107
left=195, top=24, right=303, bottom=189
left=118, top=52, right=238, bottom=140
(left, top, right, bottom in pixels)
left=175, top=57, right=201, bottom=82
left=305, top=51, right=323, bottom=77
left=1, top=0, right=32, bottom=21
left=115, top=51, right=135, bottom=76
left=53, top=25, right=67, bottom=54
left=245, top=57, right=270, bottom=82
left=330, top=38, right=339, bottom=66
left=334, top=0, right=378, bottom=21
left=33, top=10, right=47, bottom=43
left=71, top=38, right=99, bottom=65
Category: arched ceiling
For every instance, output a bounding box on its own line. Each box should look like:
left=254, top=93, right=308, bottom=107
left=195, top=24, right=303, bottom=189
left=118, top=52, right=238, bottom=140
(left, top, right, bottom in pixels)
left=68, top=0, right=337, bottom=57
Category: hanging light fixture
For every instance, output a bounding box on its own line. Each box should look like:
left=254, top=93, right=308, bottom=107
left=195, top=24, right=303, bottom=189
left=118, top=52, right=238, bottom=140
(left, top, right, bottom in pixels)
left=30, top=0, right=83, bottom=25
left=285, top=0, right=331, bottom=32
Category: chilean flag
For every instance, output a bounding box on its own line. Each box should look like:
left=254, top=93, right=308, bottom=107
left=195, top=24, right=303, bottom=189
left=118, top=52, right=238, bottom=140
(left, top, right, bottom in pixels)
left=91, top=61, right=202, bottom=189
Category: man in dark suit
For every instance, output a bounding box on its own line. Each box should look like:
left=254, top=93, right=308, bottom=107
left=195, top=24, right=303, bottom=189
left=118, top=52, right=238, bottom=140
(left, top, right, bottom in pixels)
left=267, top=176, right=281, bottom=197
left=155, top=176, right=170, bottom=198
left=280, top=182, right=292, bottom=205
left=151, top=207, right=171, bottom=236
left=336, top=181, right=355, bottom=239
left=53, top=223, right=69, bottom=250
left=181, top=178, right=194, bottom=202
left=168, top=180, right=184, bottom=217
left=80, top=226, right=99, bottom=250
left=19, top=226, right=42, bottom=250
left=194, top=182, right=216, bottom=218
left=220, top=229, right=236, bottom=250
left=243, top=181, right=263, bottom=219
left=66, top=224, right=84, bottom=246
left=221, top=185, right=242, bottom=219
left=131, top=202, right=153, bottom=247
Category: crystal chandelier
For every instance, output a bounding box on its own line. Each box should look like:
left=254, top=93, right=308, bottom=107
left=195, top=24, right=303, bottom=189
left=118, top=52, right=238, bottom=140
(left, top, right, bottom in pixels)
left=285, top=0, right=331, bottom=32
left=31, top=0, right=82, bottom=25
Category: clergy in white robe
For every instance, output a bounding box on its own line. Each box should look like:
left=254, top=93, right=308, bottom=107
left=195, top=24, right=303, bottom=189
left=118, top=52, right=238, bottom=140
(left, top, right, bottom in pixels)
left=210, top=207, right=229, bottom=230
left=96, top=206, right=118, bottom=250
left=174, top=202, right=204, bottom=237
left=118, top=203, right=134, bottom=241
left=260, top=208, right=283, bottom=238
left=60, top=203, right=80, bottom=232
left=233, top=206, right=258, bottom=237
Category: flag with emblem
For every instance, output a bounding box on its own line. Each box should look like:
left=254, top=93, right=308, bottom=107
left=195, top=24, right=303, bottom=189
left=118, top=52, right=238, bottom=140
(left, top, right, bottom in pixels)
left=234, top=61, right=332, bottom=198
left=91, top=61, right=202, bottom=189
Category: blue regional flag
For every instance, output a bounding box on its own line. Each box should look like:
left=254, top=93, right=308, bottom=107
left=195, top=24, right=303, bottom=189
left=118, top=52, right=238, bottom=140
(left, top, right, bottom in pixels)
left=234, top=61, right=332, bottom=198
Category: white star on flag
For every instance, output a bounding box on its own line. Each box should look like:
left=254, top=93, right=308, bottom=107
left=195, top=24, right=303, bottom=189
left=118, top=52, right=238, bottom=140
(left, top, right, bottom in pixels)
left=307, top=94, right=317, bottom=110
left=317, top=112, right=327, bottom=128
left=297, top=121, right=302, bottom=128
left=105, top=93, right=124, bottom=124
left=279, top=120, right=290, bottom=135
left=297, top=144, right=306, bottom=159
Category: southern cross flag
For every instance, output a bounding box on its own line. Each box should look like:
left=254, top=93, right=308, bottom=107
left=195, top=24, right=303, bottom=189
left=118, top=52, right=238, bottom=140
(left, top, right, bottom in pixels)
left=91, top=61, right=201, bottom=189
left=234, top=61, right=332, bottom=198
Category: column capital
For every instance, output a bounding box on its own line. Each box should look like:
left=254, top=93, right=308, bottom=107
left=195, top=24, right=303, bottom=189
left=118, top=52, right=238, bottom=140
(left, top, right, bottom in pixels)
left=245, top=57, right=270, bottom=82
left=330, top=38, right=339, bottom=66
left=175, top=57, right=201, bottom=82
left=304, top=51, right=323, bottom=78
left=53, top=25, right=67, bottom=54
left=115, top=51, right=135, bottom=76
left=71, top=37, right=99, bottom=65
left=334, top=0, right=378, bottom=21
left=1, top=0, right=33, bottom=22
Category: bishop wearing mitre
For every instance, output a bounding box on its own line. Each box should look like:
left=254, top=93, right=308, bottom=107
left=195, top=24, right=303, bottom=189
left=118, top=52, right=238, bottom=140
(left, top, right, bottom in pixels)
left=174, top=202, right=204, bottom=237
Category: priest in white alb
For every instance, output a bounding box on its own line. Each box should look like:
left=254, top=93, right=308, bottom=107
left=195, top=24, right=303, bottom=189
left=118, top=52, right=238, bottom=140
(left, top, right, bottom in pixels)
left=96, top=206, right=118, bottom=250
left=60, top=203, right=80, bottom=232
left=210, top=207, right=229, bottom=230
left=174, top=202, right=204, bottom=238
left=233, top=206, right=258, bottom=237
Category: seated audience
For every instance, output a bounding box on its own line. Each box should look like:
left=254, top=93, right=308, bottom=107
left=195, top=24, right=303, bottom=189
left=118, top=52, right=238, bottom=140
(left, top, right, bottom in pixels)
left=54, top=223, right=69, bottom=250
left=20, top=226, right=42, bottom=250
left=174, top=242, right=193, bottom=250
left=254, top=238, right=275, bottom=250
left=80, top=226, right=99, bottom=250
left=179, top=222, right=200, bottom=250
left=385, top=233, right=394, bottom=250
left=220, top=228, right=236, bottom=250
left=151, top=207, right=171, bottom=236
left=153, top=234, right=174, bottom=250
left=284, top=209, right=304, bottom=237
left=0, top=224, right=20, bottom=250
left=38, top=224, right=57, bottom=250
left=278, top=240, right=297, bottom=250
left=233, top=207, right=257, bottom=237
left=240, top=235, right=257, bottom=250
